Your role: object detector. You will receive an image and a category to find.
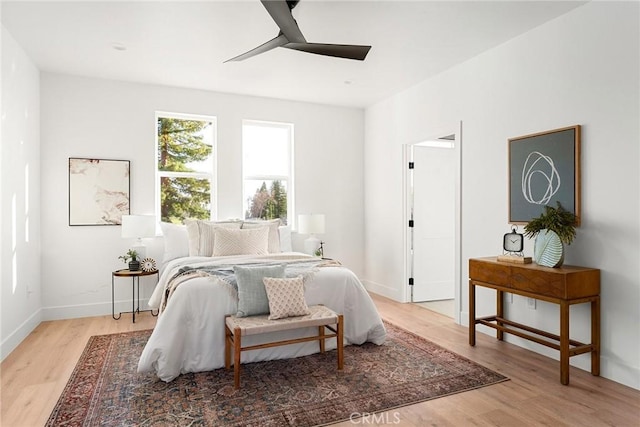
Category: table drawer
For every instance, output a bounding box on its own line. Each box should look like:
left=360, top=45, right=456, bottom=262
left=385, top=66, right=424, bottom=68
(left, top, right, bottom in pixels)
left=469, top=258, right=511, bottom=287
left=511, top=269, right=566, bottom=298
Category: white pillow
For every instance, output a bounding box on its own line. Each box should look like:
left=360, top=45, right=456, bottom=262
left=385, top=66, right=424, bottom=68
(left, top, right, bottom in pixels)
left=241, top=219, right=281, bottom=253
left=185, top=219, right=242, bottom=256
left=212, top=226, right=269, bottom=257
left=278, top=225, right=292, bottom=252
left=159, top=222, right=189, bottom=263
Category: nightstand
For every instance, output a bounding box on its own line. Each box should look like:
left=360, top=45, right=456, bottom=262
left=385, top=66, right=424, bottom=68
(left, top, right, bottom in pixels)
left=112, top=269, right=159, bottom=323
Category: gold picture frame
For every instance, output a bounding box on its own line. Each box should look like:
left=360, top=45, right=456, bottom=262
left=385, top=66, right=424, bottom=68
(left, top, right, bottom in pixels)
left=508, top=125, right=581, bottom=225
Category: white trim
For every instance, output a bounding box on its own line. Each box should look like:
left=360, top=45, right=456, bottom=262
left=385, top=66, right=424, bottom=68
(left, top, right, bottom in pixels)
left=415, top=140, right=455, bottom=149
left=154, top=112, right=218, bottom=221
left=0, top=309, right=42, bottom=361
left=41, top=298, right=151, bottom=321
left=158, top=171, right=212, bottom=179
left=244, top=174, right=289, bottom=181
left=241, top=119, right=294, bottom=226
left=402, top=121, right=463, bottom=324
left=362, top=281, right=404, bottom=302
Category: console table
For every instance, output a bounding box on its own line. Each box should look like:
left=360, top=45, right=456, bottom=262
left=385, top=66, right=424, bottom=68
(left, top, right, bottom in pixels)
left=468, top=257, right=600, bottom=385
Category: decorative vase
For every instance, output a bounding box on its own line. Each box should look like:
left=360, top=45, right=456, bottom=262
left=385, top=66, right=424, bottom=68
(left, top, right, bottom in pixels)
left=533, top=229, right=565, bottom=268
left=128, top=260, right=140, bottom=271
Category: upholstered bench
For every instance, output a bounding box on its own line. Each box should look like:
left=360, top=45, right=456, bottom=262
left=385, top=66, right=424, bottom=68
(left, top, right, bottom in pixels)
left=224, top=304, right=344, bottom=389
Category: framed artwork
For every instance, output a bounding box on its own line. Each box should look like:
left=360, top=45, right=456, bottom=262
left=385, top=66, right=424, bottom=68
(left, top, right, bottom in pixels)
left=69, top=158, right=130, bottom=226
left=508, top=125, right=581, bottom=225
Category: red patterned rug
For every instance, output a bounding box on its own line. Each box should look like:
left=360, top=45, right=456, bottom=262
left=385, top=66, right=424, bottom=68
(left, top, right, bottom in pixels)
left=46, top=321, right=507, bottom=426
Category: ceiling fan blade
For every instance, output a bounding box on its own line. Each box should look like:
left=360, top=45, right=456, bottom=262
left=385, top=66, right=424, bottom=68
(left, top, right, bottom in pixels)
left=226, top=1, right=372, bottom=63
left=283, top=42, right=371, bottom=61
left=225, top=33, right=289, bottom=62
left=260, top=0, right=306, bottom=43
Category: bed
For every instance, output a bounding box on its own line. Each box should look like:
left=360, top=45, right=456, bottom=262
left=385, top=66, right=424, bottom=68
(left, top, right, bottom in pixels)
left=137, top=220, right=387, bottom=382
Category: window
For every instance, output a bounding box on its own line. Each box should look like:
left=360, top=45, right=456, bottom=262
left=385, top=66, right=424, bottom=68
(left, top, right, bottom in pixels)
left=243, top=120, right=293, bottom=225
left=156, top=113, right=216, bottom=224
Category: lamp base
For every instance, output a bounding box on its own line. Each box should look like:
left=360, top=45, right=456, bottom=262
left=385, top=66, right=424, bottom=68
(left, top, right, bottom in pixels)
left=303, top=236, right=321, bottom=256
left=131, top=243, right=146, bottom=260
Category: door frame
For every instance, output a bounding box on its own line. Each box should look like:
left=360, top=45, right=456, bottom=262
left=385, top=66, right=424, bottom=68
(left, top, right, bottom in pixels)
left=402, top=121, right=462, bottom=323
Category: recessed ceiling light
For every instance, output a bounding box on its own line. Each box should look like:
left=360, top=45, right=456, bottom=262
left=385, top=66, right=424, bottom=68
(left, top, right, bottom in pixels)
left=111, top=42, right=127, bottom=51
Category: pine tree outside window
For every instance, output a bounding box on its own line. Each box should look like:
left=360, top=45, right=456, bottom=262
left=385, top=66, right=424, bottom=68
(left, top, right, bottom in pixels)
left=156, top=113, right=216, bottom=224
left=243, top=120, right=293, bottom=225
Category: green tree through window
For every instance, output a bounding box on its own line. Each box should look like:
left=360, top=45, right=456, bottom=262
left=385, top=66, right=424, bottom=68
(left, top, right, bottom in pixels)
left=242, top=120, right=293, bottom=225
left=246, top=180, right=288, bottom=222
left=157, top=115, right=215, bottom=223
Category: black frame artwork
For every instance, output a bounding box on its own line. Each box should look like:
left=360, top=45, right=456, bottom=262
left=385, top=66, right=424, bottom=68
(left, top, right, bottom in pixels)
left=508, top=125, right=581, bottom=225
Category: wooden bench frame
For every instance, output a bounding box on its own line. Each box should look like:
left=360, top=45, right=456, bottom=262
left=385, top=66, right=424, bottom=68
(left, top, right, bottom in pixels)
left=224, top=305, right=344, bottom=389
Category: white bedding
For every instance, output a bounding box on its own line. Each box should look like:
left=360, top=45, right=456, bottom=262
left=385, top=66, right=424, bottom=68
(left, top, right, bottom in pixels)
left=138, top=253, right=387, bottom=382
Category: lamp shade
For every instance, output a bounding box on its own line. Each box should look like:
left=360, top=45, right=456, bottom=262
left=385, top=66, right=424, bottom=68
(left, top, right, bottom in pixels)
left=121, top=215, right=156, bottom=239
left=298, top=214, right=325, bottom=235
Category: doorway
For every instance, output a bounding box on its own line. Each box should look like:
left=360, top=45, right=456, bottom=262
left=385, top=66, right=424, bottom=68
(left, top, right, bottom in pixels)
left=404, top=124, right=461, bottom=322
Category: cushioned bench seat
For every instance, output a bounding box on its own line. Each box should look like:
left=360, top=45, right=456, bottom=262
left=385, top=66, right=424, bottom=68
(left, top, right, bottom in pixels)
left=225, top=304, right=344, bottom=389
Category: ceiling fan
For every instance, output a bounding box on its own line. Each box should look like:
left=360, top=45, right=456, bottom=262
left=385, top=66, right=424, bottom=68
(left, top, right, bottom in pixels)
left=225, top=0, right=371, bottom=62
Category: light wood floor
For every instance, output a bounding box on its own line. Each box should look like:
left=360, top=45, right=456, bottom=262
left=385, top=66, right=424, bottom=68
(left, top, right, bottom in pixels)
left=2, top=294, right=639, bottom=427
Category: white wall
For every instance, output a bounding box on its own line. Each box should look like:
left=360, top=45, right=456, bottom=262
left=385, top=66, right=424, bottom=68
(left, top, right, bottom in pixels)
left=363, top=2, right=639, bottom=389
left=38, top=73, right=364, bottom=320
left=1, top=26, right=42, bottom=360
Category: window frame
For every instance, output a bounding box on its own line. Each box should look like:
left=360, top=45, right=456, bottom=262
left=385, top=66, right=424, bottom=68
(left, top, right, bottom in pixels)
left=242, top=119, right=294, bottom=226
left=155, top=111, right=218, bottom=223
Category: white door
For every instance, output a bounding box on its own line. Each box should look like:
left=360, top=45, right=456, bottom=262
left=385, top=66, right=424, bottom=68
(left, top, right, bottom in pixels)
left=411, top=144, right=456, bottom=302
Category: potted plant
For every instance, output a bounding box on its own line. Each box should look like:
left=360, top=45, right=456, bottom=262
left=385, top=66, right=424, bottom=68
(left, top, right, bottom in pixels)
left=524, top=202, right=577, bottom=267
left=118, top=249, right=140, bottom=271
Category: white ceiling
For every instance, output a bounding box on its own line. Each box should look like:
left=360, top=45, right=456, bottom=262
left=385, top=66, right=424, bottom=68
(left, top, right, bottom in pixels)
left=1, top=1, right=585, bottom=108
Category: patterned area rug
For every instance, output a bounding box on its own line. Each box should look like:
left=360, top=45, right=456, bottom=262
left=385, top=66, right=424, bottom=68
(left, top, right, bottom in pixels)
left=46, top=322, right=507, bottom=426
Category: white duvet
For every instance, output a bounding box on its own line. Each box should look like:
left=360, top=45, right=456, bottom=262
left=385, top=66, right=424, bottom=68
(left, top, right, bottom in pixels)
left=138, top=253, right=387, bottom=382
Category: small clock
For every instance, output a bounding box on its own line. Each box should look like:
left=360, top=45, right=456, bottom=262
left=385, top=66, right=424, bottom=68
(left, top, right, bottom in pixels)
left=503, top=226, right=524, bottom=253
left=141, top=257, right=157, bottom=272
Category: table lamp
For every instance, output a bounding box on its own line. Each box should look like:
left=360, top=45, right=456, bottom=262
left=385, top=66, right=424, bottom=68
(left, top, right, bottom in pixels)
left=298, top=214, right=325, bottom=256
left=121, top=215, right=156, bottom=259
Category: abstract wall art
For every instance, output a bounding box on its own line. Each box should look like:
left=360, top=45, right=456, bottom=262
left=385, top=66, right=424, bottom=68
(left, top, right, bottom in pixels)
left=69, top=158, right=130, bottom=226
left=508, top=125, right=581, bottom=225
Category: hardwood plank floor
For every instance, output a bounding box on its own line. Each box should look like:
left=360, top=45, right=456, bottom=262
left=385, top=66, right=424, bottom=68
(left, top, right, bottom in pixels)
left=1, top=314, right=156, bottom=426
left=1, top=294, right=638, bottom=426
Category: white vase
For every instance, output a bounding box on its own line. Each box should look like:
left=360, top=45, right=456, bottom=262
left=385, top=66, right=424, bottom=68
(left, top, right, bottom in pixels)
left=534, top=229, right=565, bottom=268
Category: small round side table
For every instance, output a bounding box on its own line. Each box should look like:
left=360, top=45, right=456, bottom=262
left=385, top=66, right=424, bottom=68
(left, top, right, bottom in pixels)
left=112, top=269, right=159, bottom=323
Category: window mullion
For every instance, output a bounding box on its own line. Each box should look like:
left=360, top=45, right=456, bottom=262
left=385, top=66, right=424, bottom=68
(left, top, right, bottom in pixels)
left=159, top=171, right=212, bottom=180
left=156, top=113, right=217, bottom=223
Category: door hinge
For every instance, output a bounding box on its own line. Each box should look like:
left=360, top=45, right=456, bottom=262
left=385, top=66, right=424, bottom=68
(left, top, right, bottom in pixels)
left=408, top=162, right=414, bottom=169
left=409, top=277, right=414, bottom=286
left=408, top=220, right=414, bottom=228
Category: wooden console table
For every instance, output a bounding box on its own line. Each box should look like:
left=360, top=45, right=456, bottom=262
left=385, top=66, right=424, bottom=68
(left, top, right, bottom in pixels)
left=468, top=257, right=600, bottom=385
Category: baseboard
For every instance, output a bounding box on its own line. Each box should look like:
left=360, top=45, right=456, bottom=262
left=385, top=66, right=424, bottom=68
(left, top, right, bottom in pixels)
left=1, top=299, right=153, bottom=361
left=361, top=279, right=404, bottom=302
left=460, top=310, right=469, bottom=326
left=1, top=308, right=43, bottom=361
left=42, top=298, right=152, bottom=321
left=600, top=355, right=640, bottom=390
left=473, top=325, right=640, bottom=391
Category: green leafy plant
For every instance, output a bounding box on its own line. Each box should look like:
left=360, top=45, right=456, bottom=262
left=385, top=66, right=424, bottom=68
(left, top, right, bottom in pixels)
left=524, top=202, right=577, bottom=245
left=118, top=249, right=139, bottom=264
